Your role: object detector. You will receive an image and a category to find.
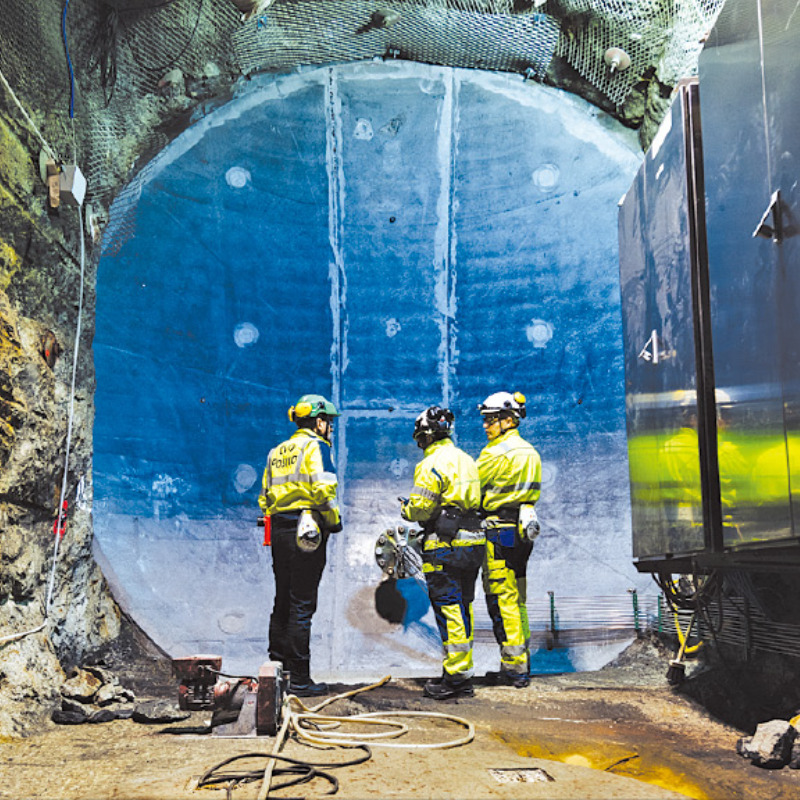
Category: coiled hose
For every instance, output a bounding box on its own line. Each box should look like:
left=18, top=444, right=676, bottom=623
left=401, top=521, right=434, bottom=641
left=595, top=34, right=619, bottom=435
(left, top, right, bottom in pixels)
left=200, top=675, right=475, bottom=799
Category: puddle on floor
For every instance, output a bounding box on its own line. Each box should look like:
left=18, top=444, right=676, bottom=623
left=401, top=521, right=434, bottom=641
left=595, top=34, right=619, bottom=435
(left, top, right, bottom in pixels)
left=496, top=731, right=708, bottom=799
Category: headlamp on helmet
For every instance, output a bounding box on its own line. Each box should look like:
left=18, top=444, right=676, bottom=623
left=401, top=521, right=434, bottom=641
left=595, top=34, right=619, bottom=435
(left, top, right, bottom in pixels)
left=478, top=391, right=527, bottom=421
left=412, top=405, right=454, bottom=443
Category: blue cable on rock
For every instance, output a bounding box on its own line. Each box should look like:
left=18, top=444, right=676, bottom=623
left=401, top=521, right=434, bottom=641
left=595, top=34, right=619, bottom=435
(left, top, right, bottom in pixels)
left=62, top=0, right=75, bottom=118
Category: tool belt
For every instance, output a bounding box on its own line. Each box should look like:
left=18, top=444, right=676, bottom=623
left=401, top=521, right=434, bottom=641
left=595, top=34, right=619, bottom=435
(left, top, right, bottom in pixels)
left=434, top=506, right=485, bottom=543
left=485, top=506, right=518, bottom=524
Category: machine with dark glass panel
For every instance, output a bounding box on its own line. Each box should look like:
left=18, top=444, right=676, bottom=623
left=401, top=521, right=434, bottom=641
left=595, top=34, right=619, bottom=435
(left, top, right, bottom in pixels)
left=759, top=0, right=800, bottom=543
left=619, top=80, right=718, bottom=566
left=699, top=0, right=800, bottom=554
left=619, top=0, right=800, bottom=574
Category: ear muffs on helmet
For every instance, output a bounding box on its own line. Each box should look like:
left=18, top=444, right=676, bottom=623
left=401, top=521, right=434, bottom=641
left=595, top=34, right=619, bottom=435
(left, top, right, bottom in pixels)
left=293, top=401, right=313, bottom=419
left=288, top=395, right=339, bottom=424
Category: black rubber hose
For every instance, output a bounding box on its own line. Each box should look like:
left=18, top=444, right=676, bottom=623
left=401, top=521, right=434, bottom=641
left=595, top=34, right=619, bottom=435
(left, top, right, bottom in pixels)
left=197, top=744, right=372, bottom=799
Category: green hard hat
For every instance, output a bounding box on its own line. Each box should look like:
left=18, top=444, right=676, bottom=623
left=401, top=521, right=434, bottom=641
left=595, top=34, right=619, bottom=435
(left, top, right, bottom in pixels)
left=289, top=394, right=340, bottom=422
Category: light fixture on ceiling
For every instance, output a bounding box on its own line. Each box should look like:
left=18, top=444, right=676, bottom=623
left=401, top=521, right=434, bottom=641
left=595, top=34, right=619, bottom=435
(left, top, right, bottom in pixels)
left=358, top=8, right=401, bottom=34
left=604, top=47, right=631, bottom=74
left=229, top=0, right=276, bottom=18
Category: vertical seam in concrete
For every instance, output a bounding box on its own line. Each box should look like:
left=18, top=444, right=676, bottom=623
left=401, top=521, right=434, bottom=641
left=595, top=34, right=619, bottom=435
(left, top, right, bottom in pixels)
left=449, top=72, right=460, bottom=409
left=326, top=66, right=346, bottom=416
left=325, top=65, right=348, bottom=490
left=434, top=69, right=456, bottom=407
left=324, top=65, right=347, bottom=677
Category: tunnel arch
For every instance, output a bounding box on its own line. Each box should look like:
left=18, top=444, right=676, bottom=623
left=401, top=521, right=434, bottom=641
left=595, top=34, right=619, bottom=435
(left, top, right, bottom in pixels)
left=93, top=59, right=647, bottom=677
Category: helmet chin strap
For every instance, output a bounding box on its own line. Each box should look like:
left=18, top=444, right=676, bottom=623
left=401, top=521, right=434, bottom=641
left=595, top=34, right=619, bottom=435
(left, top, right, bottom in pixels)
left=315, top=417, right=332, bottom=443
left=486, top=415, right=517, bottom=441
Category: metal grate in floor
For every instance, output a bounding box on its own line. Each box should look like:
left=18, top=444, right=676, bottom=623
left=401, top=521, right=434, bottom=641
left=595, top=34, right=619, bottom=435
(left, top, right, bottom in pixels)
left=488, top=767, right=554, bottom=784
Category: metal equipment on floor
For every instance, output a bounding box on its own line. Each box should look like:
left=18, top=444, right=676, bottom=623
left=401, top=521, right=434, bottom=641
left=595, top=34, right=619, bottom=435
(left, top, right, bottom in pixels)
left=171, top=656, right=286, bottom=737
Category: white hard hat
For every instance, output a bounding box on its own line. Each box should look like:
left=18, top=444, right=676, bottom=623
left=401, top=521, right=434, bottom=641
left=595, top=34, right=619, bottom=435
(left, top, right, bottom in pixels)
left=478, top=391, right=527, bottom=419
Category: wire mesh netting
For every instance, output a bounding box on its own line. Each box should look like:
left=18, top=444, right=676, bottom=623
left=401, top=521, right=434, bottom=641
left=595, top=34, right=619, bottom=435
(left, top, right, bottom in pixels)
left=2, top=0, right=724, bottom=235
left=555, top=0, right=724, bottom=107
left=479, top=592, right=660, bottom=646
left=232, top=1, right=560, bottom=80
left=0, top=0, right=239, bottom=239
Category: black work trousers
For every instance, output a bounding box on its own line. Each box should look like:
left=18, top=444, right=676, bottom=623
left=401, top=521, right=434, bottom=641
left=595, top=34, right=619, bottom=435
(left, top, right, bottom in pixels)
left=268, top=515, right=328, bottom=685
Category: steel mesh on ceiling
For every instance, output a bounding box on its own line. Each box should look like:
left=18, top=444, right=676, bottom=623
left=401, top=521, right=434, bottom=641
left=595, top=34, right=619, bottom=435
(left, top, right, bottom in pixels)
left=1, top=0, right=724, bottom=227
left=555, top=0, right=723, bottom=106
left=232, top=1, right=560, bottom=81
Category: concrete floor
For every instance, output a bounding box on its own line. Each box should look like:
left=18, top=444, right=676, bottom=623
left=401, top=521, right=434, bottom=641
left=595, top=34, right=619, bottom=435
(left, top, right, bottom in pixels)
left=4, top=638, right=799, bottom=800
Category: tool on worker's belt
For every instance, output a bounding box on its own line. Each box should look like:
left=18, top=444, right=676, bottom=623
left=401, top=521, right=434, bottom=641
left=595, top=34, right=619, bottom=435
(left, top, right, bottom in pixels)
left=53, top=499, right=68, bottom=538
left=518, top=503, right=540, bottom=542
left=172, top=656, right=287, bottom=736
left=296, top=509, right=322, bottom=552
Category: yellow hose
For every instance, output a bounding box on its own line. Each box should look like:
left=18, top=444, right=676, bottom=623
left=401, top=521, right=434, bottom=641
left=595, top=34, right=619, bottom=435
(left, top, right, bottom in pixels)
left=673, top=610, right=703, bottom=655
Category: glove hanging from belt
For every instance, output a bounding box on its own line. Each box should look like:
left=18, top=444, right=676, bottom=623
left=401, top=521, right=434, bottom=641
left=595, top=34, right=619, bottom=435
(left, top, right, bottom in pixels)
left=482, top=505, right=540, bottom=541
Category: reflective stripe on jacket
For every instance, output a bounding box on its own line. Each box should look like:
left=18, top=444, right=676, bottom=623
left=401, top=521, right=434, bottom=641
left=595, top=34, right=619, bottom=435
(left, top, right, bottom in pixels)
left=477, top=428, right=541, bottom=515
left=401, top=438, right=481, bottom=524
left=258, top=429, right=340, bottom=530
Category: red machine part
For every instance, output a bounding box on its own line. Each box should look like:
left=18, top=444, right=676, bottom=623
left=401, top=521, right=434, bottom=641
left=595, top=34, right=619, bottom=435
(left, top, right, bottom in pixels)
left=172, top=655, right=223, bottom=710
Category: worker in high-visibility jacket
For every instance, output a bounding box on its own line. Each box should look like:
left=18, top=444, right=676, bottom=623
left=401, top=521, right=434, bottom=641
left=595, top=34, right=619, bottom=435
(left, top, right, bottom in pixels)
left=259, top=393, right=342, bottom=697
left=400, top=405, right=485, bottom=700
left=477, top=391, right=542, bottom=688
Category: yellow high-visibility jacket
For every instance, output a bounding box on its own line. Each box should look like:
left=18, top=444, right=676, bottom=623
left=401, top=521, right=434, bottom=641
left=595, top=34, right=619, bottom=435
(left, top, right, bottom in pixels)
left=258, top=429, right=341, bottom=531
left=477, top=428, right=541, bottom=516
left=658, top=426, right=702, bottom=528
left=401, top=438, right=481, bottom=524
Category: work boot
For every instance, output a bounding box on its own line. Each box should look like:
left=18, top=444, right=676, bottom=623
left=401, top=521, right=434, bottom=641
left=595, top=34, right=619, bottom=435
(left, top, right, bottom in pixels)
left=288, top=680, right=329, bottom=697
left=486, top=670, right=530, bottom=689
left=423, top=675, right=474, bottom=700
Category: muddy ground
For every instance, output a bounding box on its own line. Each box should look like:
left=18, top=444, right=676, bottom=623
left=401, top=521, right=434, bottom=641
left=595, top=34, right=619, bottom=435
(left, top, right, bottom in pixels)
left=2, top=632, right=799, bottom=800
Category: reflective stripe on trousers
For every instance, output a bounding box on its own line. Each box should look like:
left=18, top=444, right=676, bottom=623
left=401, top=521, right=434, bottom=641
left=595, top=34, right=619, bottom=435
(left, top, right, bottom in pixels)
left=482, top=534, right=529, bottom=674
left=422, top=542, right=484, bottom=679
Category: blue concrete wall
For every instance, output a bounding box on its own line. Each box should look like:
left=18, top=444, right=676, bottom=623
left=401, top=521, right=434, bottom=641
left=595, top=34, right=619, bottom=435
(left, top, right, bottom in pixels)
left=93, top=62, right=646, bottom=677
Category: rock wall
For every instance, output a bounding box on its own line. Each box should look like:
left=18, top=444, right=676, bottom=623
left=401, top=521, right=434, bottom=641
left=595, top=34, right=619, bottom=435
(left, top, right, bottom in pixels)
left=0, top=0, right=239, bottom=738
left=0, top=115, right=121, bottom=736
